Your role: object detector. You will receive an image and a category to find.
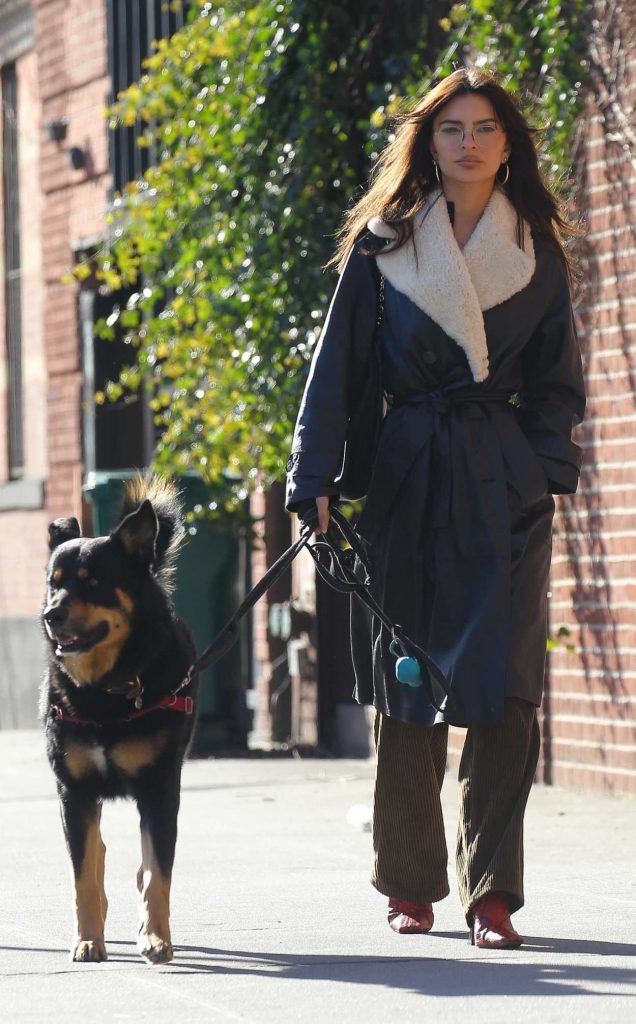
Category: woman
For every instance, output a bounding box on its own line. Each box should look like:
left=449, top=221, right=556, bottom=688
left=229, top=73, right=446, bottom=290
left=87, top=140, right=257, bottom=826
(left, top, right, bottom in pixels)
left=285, top=68, right=585, bottom=948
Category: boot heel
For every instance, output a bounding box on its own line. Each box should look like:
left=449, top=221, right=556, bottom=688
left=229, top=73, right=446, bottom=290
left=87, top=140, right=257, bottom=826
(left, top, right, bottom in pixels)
left=469, top=893, right=523, bottom=949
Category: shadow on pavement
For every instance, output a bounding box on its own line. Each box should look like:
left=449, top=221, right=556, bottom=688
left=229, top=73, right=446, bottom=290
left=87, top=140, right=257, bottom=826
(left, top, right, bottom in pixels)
left=158, top=942, right=636, bottom=996
left=433, top=932, right=636, bottom=958
left=524, top=936, right=636, bottom=958
left=3, top=938, right=636, bottom=997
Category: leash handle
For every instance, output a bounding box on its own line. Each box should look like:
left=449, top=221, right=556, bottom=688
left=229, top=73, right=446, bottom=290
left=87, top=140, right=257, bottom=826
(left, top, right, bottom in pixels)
left=174, top=502, right=453, bottom=714
left=322, top=508, right=452, bottom=712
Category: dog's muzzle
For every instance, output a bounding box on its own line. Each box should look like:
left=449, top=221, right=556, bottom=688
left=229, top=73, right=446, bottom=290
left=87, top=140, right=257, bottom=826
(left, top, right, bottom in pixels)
left=44, top=608, right=110, bottom=655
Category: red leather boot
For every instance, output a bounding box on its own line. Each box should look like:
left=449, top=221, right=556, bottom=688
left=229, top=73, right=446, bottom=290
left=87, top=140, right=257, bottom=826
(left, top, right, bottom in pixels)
left=387, top=898, right=434, bottom=934
left=470, top=893, right=523, bottom=949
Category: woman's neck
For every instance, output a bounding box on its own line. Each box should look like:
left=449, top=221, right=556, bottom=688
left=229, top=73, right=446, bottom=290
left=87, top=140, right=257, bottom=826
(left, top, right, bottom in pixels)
left=440, top=178, right=496, bottom=249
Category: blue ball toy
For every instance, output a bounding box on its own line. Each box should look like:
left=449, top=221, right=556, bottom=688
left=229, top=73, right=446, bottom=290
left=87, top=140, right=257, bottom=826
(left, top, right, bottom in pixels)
left=395, top=656, right=422, bottom=687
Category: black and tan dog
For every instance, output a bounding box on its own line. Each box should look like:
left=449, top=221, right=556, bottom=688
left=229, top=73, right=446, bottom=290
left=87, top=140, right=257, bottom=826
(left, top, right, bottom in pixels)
left=41, top=476, right=198, bottom=964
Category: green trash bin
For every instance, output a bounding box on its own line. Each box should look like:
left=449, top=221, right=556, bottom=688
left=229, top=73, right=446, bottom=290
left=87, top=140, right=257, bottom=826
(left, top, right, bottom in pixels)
left=83, top=471, right=246, bottom=755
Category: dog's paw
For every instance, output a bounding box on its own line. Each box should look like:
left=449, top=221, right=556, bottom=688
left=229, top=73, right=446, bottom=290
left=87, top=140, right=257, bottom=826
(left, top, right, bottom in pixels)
left=71, top=938, right=107, bottom=963
left=138, top=932, right=173, bottom=965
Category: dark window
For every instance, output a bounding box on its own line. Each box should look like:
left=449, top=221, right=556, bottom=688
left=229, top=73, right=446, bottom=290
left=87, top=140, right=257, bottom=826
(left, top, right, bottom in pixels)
left=94, top=289, right=147, bottom=470
left=106, top=0, right=191, bottom=193
left=80, top=283, right=148, bottom=473
left=2, top=62, right=23, bottom=479
left=95, top=2, right=191, bottom=470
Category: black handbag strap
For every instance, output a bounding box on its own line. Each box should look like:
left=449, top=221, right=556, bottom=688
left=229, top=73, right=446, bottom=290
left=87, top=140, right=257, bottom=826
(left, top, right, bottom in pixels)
left=377, top=270, right=385, bottom=326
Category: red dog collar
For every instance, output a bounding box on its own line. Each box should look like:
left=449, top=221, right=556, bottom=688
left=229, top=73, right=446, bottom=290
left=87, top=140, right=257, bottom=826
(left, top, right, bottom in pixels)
left=50, top=693, right=194, bottom=726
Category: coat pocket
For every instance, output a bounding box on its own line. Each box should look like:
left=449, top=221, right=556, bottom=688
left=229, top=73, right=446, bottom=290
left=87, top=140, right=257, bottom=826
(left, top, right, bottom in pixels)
left=500, top=422, right=549, bottom=509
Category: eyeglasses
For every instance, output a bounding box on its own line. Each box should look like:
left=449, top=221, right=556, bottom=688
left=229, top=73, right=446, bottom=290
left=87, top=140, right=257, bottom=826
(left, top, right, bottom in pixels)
left=434, top=122, right=504, bottom=150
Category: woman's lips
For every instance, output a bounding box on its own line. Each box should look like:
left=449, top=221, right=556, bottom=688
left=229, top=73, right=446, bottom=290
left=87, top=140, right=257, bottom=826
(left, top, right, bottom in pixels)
left=456, top=159, right=482, bottom=166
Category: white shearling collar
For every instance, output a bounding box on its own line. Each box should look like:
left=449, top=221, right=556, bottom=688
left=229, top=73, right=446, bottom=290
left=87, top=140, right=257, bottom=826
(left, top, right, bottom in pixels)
left=367, top=186, right=535, bottom=382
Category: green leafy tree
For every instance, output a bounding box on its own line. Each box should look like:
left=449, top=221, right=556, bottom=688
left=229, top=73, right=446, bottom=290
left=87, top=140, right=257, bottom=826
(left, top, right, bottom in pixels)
left=87, top=0, right=587, bottom=518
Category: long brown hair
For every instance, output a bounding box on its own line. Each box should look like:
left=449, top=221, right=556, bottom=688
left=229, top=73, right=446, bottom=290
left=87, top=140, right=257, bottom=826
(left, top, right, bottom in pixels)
left=329, top=67, right=578, bottom=277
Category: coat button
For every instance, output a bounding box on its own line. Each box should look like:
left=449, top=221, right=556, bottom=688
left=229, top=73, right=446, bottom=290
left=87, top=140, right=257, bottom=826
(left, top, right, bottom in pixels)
left=422, top=350, right=436, bottom=364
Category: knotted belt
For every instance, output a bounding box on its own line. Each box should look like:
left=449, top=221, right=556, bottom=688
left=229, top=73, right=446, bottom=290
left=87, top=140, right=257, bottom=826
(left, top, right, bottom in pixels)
left=387, top=386, right=517, bottom=527
left=387, top=385, right=516, bottom=413
left=389, top=385, right=516, bottom=414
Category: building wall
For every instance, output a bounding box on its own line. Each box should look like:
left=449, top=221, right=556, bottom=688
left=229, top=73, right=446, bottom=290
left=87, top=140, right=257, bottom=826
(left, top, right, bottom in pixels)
left=0, top=22, right=48, bottom=725
left=37, top=0, right=110, bottom=525
left=543, top=30, right=636, bottom=794
left=0, top=0, right=109, bottom=726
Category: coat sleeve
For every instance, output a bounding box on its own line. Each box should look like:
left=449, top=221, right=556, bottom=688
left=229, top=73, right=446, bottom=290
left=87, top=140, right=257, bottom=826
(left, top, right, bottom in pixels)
left=285, top=241, right=378, bottom=513
left=517, top=250, right=586, bottom=494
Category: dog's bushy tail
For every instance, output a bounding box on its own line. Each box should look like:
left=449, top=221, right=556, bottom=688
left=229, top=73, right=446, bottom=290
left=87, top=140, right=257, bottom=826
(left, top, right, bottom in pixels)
left=119, top=475, right=185, bottom=594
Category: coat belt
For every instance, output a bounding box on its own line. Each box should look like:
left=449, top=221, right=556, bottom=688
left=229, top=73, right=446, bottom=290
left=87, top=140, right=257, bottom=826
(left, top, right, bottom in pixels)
left=388, top=386, right=516, bottom=413
left=386, top=387, right=516, bottom=529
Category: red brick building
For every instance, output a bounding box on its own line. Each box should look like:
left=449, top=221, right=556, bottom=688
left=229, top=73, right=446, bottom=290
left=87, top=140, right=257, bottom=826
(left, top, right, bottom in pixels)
left=0, top=0, right=56, bottom=726
left=0, top=0, right=187, bottom=725
left=1, top=1, right=635, bottom=788
left=539, top=6, right=636, bottom=794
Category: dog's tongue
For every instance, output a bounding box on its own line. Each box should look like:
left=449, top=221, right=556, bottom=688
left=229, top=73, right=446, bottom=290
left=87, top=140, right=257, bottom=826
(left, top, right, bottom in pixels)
left=57, top=634, right=78, bottom=646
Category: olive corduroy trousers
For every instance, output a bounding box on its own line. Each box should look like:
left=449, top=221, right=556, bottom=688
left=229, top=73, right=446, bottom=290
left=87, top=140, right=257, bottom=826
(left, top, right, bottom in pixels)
left=371, top=697, right=540, bottom=920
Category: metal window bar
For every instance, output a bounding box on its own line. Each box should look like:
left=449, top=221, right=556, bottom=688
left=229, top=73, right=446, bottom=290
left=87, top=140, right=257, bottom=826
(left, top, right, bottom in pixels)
left=2, top=62, right=23, bottom=479
left=106, top=0, right=191, bottom=195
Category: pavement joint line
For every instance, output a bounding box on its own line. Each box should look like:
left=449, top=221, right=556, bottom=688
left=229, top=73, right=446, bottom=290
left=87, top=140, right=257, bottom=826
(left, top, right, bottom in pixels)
left=0, top=923, right=68, bottom=951
left=1, top=969, right=136, bottom=978
left=129, top=970, right=252, bottom=1018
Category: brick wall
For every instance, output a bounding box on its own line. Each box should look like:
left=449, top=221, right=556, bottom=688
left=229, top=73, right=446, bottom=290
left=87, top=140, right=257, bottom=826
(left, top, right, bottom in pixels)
left=0, top=71, right=5, bottom=480
left=0, top=43, right=49, bottom=617
left=0, top=13, right=50, bottom=721
left=1, top=0, right=109, bottom=602
left=35, top=0, right=110, bottom=525
left=542, top=24, right=636, bottom=794
left=0, top=1, right=109, bottom=724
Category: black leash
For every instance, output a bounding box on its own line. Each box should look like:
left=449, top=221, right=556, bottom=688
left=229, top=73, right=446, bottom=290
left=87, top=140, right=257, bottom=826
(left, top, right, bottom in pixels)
left=174, top=505, right=453, bottom=713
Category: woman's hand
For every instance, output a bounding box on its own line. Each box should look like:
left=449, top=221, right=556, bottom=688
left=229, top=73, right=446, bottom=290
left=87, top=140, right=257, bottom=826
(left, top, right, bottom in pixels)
left=297, top=496, right=332, bottom=535
left=315, top=496, right=331, bottom=535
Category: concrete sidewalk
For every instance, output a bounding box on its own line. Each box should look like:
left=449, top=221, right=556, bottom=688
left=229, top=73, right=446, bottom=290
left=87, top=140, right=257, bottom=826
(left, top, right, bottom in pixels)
left=1, top=730, right=634, bottom=1023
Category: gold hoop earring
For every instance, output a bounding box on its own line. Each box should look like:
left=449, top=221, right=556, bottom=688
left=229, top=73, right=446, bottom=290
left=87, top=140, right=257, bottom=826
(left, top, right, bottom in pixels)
left=433, top=161, right=441, bottom=185
left=498, top=162, right=510, bottom=185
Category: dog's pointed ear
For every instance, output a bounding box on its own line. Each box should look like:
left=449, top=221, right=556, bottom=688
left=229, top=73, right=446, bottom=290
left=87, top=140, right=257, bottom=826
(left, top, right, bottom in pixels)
left=48, top=517, right=81, bottom=551
left=111, top=499, right=158, bottom=564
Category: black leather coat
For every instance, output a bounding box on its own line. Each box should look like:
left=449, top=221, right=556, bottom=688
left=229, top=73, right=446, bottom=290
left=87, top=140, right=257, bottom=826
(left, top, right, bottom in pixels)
left=285, top=220, right=586, bottom=726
